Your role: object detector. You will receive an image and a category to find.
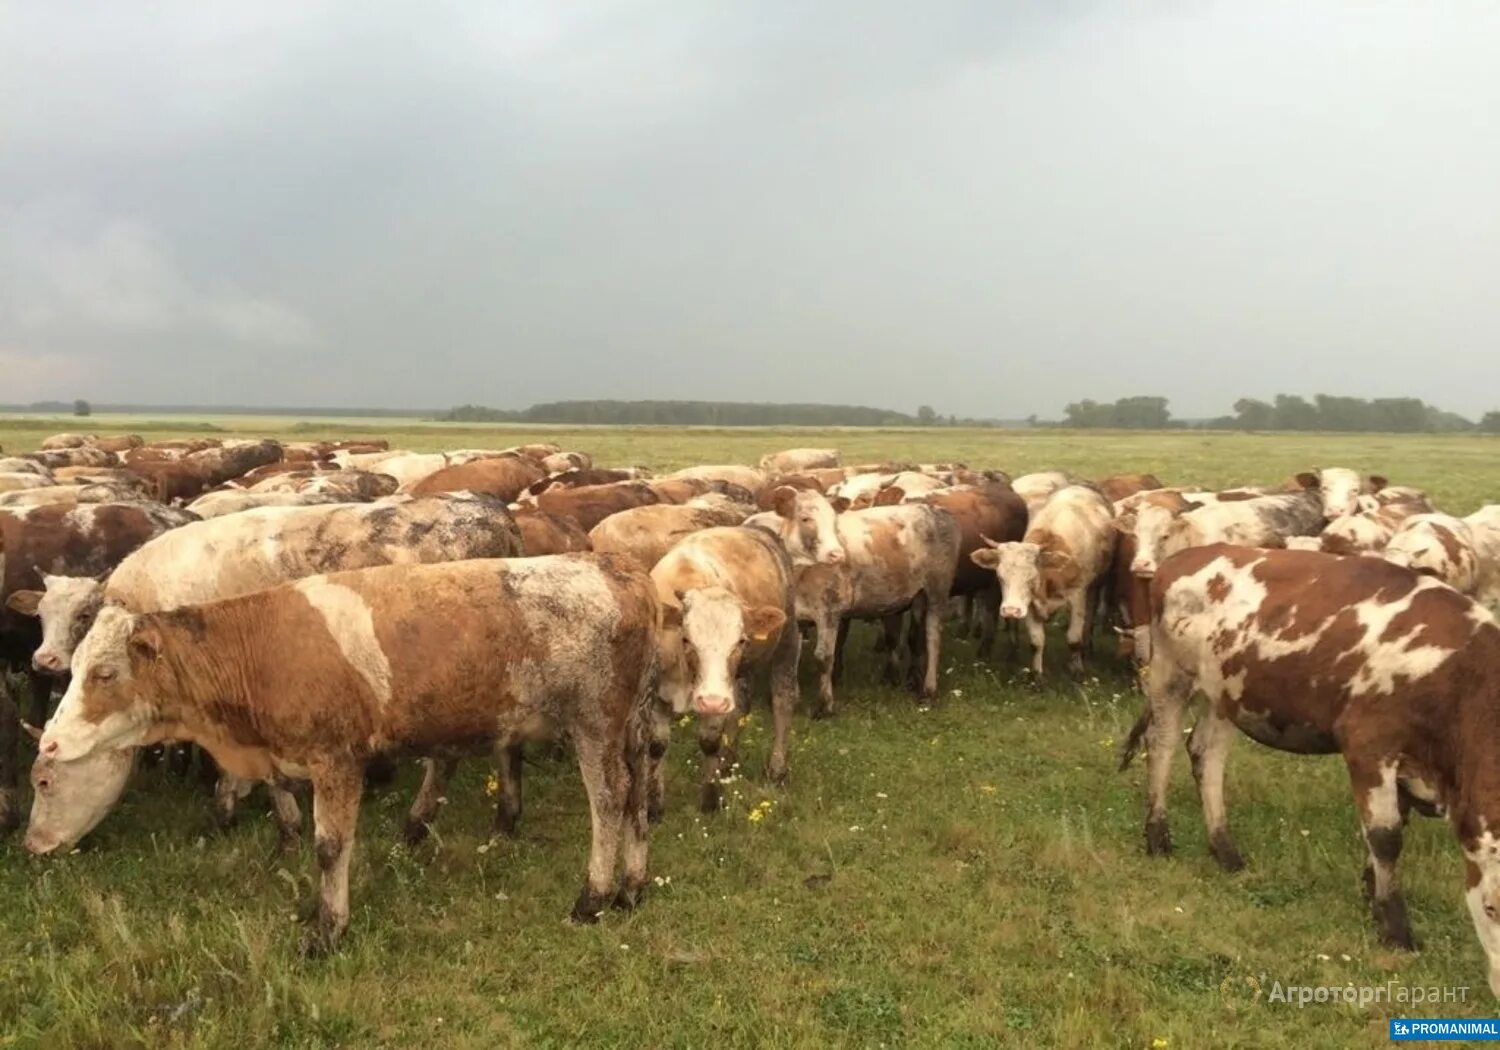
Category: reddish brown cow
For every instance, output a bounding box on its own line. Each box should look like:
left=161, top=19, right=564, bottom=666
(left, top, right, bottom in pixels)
left=531, top=482, right=662, bottom=532
left=525, top=468, right=647, bottom=497
left=1128, top=544, right=1500, bottom=994
left=924, top=483, right=1028, bottom=658
left=511, top=507, right=593, bottom=555
left=1096, top=473, right=1164, bottom=504
left=407, top=456, right=546, bottom=501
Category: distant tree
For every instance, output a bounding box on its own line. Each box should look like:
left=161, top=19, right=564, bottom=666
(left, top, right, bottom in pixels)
left=73, top=399, right=91, bottom=417
left=1231, top=398, right=1274, bottom=430
left=916, top=405, right=937, bottom=426
left=1481, top=411, right=1500, bottom=434
left=1272, top=394, right=1319, bottom=431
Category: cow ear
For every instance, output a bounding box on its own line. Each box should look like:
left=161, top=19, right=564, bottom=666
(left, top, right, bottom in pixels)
left=5, top=590, right=42, bottom=617
left=970, top=548, right=1001, bottom=570
left=743, top=605, right=786, bottom=643
left=1182, top=500, right=1205, bottom=512
left=1368, top=475, right=1388, bottom=492
left=1294, top=472, right=1319, bottom=491
left=129, top=623, right=163, bottom=663
left=828, top=496, right=850, bottom=514
left=770, top=486, right=797, bottom=518
left=1112, top=517, right=1135, bottom=534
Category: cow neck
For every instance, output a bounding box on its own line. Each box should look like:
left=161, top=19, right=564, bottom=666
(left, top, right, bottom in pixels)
left=146, top=605, right=267, bottom=749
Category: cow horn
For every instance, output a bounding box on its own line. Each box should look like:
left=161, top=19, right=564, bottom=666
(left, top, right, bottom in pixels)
left=19, top=719, right=43, bottom=741
left=979, top=534, right=1001, bottom=548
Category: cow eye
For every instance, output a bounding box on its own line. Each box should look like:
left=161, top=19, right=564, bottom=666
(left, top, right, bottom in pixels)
left=36, top=778, right=51, bottom=792
left=94, top=666, right=117, bottom=682
left=1487, top=903, right=1499, bottom=921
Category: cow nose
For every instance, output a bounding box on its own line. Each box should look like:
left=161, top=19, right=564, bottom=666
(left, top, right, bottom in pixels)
left=23, top=833, right=57, bottom=856
left=32, top=653, right=62, bottom=674
left=1000, top=606, right=1025, bottom=619
left=693, top=694, right=734, bottom=717
left=824, top=548, right=844, bottom=564
left=1131, top=563, right=1154, bottom=578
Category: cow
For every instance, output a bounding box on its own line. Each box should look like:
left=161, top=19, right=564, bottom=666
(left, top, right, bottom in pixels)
left=0, top=458, right=52, bottom=477
left=404, top=456, right=546, bottom=501
left=540, top=451, right=593, bottom=474
left=525, top=468, right=649, bottom=498
left=589, top=501, right=749, bottom=570
left=510, top=507, right=593, bottom=556
left=1096, top=473, right=1165, bottom=504
left=923, top=483, right=1029, bottom=660
left=758, top=448, right=842, bottom=476
left=0, top=483, right=142, bottom=509
left=16, top=494, right=525, bottom=846
left=661, top=465, right=766, bottom=496
left=0, top=474, right=53, bottom=494
left=1294, top=468, right=1392, bottom=522
left=0, top=501, right=196, bottom=828
left=187, top=490, right=351, bottom=519
left=1382, top=513, right=1481, bottom=595
left=971, top=485, right=1114, bottom=676
left=1010, top=472, right=1076, bottom=516
left=1300, top=500, right=1431, bottom=557
left=869, top=472, right=951, bottom=506
left=39, top=433, right=90, bottom=450
left=32, top=555, right=658, bottom=954
left=531, top=482, right=662, bottom=532
left=130, top=440, right=283, bottom=503
left=1128, top=490, right=1323, bottom=580
left=651, top=527, right=798, bottom=814
left=26, top=447, right=117, bottom=471
left=251, top=470, right=398, bottom=501
left=1126, top=543, right=1500, bottom=995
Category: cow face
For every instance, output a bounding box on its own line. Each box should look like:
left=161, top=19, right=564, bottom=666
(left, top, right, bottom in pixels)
left=1299, top=468, right=1387, bottom=522
left=1130, top=504, right=1194, bottom=578
left=10, top=574, right=107, bottom=676
left=23, top=747, right=134, bottom=855
left=770, top=488, right=846, bottom=566
left=1465, top=837, right=1500, bottom=997
left=38, top=605, right=161, bottom=763
left=659, top=589, right=786, bottom=717
left=971, top=541, right=1068, bottom=619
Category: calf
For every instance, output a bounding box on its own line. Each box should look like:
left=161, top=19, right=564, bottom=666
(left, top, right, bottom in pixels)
left=971, top=485, right=1114, bottom=676
left=589, top=501, right=749, bottom=570
left=651, top=527, right=798, bottom=813
left=1131, top=544, right=1500, bottom=994
left=34, top=555, right=657, bottom=954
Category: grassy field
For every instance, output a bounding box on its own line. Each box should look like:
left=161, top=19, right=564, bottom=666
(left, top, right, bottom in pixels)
left=3, top=419, right=1500, bottom=1048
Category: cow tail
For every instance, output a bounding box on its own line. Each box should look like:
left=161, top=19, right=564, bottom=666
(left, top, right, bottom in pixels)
left=1118, top=707, right=1152, bottom=771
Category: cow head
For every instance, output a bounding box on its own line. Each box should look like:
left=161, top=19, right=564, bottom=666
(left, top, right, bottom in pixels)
left=658, top=589, right=786, bottom=717
left=23, top=740, right=134, bottom=855
left=38, top=605, right=163, bottom=763
left=970, top=540, right=1077, bottom=619
left=7, top=574, right=107, bottom=676
left=1297, top=468, right=1387, bottom=522
left=769, top=487, right=846, bottom=566
left=1128, top=502, right=1199, bottom=578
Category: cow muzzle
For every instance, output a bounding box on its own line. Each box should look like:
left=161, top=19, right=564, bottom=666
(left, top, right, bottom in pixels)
left=22, top=831, right=60, bottom=856
left=693, top=694, right=734, bottom=717
left=1000, top=605, right=1026, bottom=620
left=821, top=548, right=845, bottom=565
left=32, top=652, right=66, bottom=676
left=1131, top=564, right=1155, bottom=579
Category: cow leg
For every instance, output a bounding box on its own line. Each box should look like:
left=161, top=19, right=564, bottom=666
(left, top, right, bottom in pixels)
left=213, top=774, right=256, bottom=829
left=403, top=757, right=459, bottom=845
left=646, top=703, right=671, bottom=823
left=880, top=615, right=903, bottom=685
left=696, top=707, right=743, bottom=814
left=974, top=588, right=1000, bottom=660
left=268, top=781, right=303, bottom=853
left=1081, top=580, right=1103, bottom=661
left=1025, top=612, right=1047, bottom=677
left=921, top=593, right=942, bottom=700
left=24, top=670, right=51, bottom=732
left=495, top=742, right=525, bottom=838
left=1349, top=758, right=1417, bottom=950
left=766, top=624, right=801, bottom=784
left=614, top=710, right=651, bottom=912
left=1187, top=711, right=1243, bottom=871
left=0, top=674, right=19, bottom=831
left=831, top=617, right=851, bottom=686
left=904, top=598, right=926, bottom=692
left=1065, top=589, right=1089, bottom=675
left=812, top=612, right=839, bottom=719
left=569, top=729, right=628, bottom=924
left=303, top=763, right=364, bottom=957
left=1143, top=657, right=1192, bottom=856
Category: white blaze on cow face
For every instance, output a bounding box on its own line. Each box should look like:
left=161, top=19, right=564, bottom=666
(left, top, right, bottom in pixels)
left=26, top=574, right=107, bottom=676
left=1130, top=504, right=1189, bottom=578
left=770, top=488, right=846, bottom=566
left=971, top=541, right=1043, bottom=619
left=1313, top=468, right=1365, bottom=521
left=674, top=588, right=785, bottom=717
left=39, top=605, right=156, bottom=763
left=23, top=748, right=134, bottom=854
left=293, top=578, right=394, bottom=706
left=1465, top=832, right=1500, bottom=997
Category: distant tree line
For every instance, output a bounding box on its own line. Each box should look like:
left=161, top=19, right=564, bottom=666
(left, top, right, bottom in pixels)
left=1044, top=393, right=1496, bottom=433
left=441, top=401, right=934, bottom=426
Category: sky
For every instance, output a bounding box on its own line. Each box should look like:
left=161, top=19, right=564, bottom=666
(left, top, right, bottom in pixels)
left=3, top=1, right=1498, bottom=419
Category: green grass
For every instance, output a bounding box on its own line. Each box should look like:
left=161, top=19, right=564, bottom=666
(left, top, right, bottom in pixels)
left=2, top=419, right=1499, bottom=1048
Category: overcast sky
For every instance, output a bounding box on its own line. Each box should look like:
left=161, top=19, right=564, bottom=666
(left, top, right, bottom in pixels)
left=3, top=2, right=1498, bottom=418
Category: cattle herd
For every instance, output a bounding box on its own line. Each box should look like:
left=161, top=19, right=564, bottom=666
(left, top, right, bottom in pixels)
left=4, top=433, right=1500, bottom=991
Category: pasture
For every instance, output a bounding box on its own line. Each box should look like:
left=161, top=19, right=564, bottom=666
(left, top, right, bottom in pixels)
left=3, top=419, right=1499, bottom=1048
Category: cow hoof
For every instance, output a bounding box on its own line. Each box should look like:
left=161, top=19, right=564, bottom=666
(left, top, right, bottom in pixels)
left=1379, top=926, right=1419, bottom=952
left=298, top=925, right=343, bottom=959
left=812, top=704, right=835, bottom=721
left=401, top=819, right=430, bottom=847
left=766, top=761, right=788, bottom=786
left=646, top=801, right=665, bottom=825
left=569, top=890, right=609, bottom=925
left=1145, top=820, right=1173, bottom=857
left=613, top=881, right=647, bottom=912
left=1210, top=837, right=1246, bottom=873
left=275, top=830, right=302, bottom=857
left=699, top=785, right=723, bottom=814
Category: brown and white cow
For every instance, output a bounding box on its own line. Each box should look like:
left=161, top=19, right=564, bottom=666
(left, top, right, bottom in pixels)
left=651, top=527, right=797, bottom=814
left=525, top=468, right=649, bottom=498
left=924, top=483, right=1028, bottom=660
left=1381, top=513, right=1481, bottom=595
left=1096, top=473, right=1165, bottom=505
left=248, top=469, right=398, bottom=501
left=531, top=481, right=662, bottom=532
left=1010, top=471, right=1076, bottom=517
left=972, top=485, right=1114, bottom=676
left=0, top=474, right=53, bottom=494
left=18, top=494, right=524, bottom=846
left=662, top=465, right=766, bottom=496
left=1294, top=468, right=1392, bottom=522
left=0, top=483, right=140, bottom=509
left=404, top=455, right=546, bottom=501
left=1129, top=544, right=1500, bottom=994
left=589, top=501, right=749, bottom=571
left=510, top=507, right=592, bottom=556
left=33, top=555, right=657, bottom=953
left=1128, top=489, right=1323, bottom=579
left=187, top=490, right=351, bottom=519
left=759, top=448, right=841, bottom=476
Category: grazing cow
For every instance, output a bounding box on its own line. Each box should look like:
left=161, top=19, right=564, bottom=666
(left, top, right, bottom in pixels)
left=662, top=465, right=766, bottom=495
left=1382, top=513, right=1481, bottom=595
left=1096, top=473, right=1164, bottom=504
left=526, top=468, right=649, bottom=497
left=1128, top=544, right=1500, bottom=994
left=0, top=501, right=196, bottom=828
left=651, top=527, right=798, bottom=813
left=924, top=483, right=1029, bottom=659
left=18, top=494, right=525, bottom=846
left=405, top=456, right=546, bottom=501
left=589, top=501, right=749, bottom=570
left=188, top=490, right=350, bottom=519
left=511, top=507, right=592, bottom=556
left=1129, top=490, right=1323, bottom=579
left=33, top=555, right=658, bottom=954
left=1294, top=468, right=1392, bottom=522
left=1010, top=472, right=1075, bottom=516
left=971, top=485, right=1114, bottom=676
left=540, top=451, right=593, bottom=473
left=759, top=448, right=841, bottom=476
left=532, top=482, right=662, bottom=532
left=0, top=484, right=141, bottom=509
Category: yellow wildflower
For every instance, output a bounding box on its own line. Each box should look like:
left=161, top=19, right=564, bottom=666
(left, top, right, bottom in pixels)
left=483, top=773, right=500, bottom=799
